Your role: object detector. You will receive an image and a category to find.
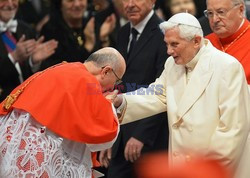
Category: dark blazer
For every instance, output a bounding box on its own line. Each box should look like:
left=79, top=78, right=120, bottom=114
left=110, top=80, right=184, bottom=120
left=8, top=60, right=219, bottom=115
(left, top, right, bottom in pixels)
left=0, top=20, right=35, bottom=101
left=107, top=13, right=169, bottom=178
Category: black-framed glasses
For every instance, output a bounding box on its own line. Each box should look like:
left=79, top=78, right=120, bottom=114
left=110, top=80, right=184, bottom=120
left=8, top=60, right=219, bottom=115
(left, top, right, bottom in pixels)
left=204, top=3, right=240, bottom=19
left=102, top=66, right=122, bottom=85
left=111, top=69, right=123, bottom=85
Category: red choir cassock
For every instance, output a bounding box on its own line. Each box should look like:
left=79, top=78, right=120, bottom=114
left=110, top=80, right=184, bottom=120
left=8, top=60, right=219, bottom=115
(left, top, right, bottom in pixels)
left=206, top=19, right=250, bottom=84
left=0, top=62, right=119, bottom=144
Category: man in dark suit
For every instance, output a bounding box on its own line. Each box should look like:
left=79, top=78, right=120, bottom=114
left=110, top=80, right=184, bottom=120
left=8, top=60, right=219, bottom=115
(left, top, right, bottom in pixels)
left=99, top=0, right=168, bottom=177
left=0, top=0, right=57, bottom=101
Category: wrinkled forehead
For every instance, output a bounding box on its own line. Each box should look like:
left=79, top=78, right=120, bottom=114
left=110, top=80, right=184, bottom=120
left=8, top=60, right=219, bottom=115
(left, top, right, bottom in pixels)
left=207, top=0, right=233, bottom=9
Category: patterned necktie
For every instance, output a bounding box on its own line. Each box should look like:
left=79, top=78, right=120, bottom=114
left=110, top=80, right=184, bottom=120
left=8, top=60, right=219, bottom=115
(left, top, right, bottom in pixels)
left=0, top=19, right=17, bottom=52
left=128, top=28, right=138, bottom=57
left=1, top=30, right=17, bottom=53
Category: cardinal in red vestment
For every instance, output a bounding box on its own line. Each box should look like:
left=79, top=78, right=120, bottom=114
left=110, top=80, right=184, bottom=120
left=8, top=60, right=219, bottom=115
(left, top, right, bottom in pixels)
left=0, top=47, right=126, bottom=178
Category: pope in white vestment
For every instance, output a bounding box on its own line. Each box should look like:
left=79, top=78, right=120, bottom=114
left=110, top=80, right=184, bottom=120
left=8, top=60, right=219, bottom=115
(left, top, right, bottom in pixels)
left=118, top=13, right=250, bottom=176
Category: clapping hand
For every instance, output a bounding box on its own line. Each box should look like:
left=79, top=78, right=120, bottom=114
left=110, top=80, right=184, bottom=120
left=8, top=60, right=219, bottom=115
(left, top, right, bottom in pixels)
left=31, top=36, right=58, bottom=64
left=99, top=13, right=116, bottom=46
left=84, top=17, right=96, bottom=52
left=11, top=34, right=36, bottom=62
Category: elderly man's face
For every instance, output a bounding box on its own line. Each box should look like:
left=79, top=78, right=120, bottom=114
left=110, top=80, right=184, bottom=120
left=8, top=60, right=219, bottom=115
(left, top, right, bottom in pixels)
left=122, top=0, right=155, bottom=26
left=206, top=0, right=244, bottom=38
left=0, top=0, right=18, bottom=22
left=164, top=28, right=199, bottom=65
left=98, top=64, right=125, bottom=93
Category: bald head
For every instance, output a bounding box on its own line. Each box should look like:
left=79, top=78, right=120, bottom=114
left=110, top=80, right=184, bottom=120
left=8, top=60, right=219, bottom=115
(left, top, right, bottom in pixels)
left=84, top=47, right=126, bottom=92
left=86, top=47, right=126, bottom=72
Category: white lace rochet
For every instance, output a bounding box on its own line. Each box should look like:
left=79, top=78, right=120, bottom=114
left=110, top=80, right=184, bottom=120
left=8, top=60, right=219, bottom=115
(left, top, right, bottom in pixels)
left=0, top=109, right=118, bottom=178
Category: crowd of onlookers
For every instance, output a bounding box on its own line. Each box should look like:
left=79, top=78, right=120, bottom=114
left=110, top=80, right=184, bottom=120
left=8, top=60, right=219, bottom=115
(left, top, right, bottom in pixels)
left=1, top=0, right=250, bottom=101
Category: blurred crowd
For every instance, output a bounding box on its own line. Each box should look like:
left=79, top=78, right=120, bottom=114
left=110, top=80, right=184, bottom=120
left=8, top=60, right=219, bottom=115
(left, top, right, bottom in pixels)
left=1, top=0, right=250, bottom=101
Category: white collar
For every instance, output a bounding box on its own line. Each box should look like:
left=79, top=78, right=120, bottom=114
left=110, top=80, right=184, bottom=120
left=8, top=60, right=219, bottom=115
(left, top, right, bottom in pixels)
left=0, top=19, right=18, bottom=33
left=131, top=10, right=154, bottom=34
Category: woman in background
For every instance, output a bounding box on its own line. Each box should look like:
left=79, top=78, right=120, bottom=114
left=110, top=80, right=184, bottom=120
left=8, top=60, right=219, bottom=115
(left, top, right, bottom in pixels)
left=40, top=0, right=115, bottom=70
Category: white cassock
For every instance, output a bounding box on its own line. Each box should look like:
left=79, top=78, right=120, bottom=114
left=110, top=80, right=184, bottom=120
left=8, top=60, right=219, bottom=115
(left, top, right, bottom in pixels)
left=121, top=40, right=250, bottom=176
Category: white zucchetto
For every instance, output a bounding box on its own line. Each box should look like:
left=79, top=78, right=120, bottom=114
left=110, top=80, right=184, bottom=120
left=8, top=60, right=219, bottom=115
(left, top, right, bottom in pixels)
left=167, top=12, right=201, bottom=29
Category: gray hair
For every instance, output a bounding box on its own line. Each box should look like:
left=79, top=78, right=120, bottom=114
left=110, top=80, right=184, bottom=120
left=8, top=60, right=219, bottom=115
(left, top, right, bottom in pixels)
left=233, top=0, right=246, bottom=16
left=206, top=0, right=245, bottom=5
left=206, top=0, right=246, bottom=17
left=232, top=0, right=245, bottom=5
left=85, top=50, right=120, bottom=71
left=159, top=22, right=204, bottom=42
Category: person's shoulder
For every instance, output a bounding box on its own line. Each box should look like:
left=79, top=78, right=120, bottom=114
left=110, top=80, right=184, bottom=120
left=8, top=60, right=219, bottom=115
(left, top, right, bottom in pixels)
left=202, top=41, right=239, bottom=66
left=205, top=32, right=217, bottom=41
left=152, top=12, right=163, bottom=22
left=146, top=13, right=163, bottom=28
left=210, top=46, right=241, bottom=67
left=51, top=62, right=99, bottom=84
left=118, top=22, right=130, bottom=35
left=71, top=62, right=99, bottom=82
left=120, top=22, right=130, bottom=30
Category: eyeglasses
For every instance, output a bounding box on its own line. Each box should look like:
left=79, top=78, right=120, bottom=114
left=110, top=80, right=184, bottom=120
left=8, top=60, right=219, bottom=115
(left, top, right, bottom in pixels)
left=102, top=66, right=122, bottom=85
left=111, top=69, right=123, bottom=85
left=204, top=3, right=240, bottom=19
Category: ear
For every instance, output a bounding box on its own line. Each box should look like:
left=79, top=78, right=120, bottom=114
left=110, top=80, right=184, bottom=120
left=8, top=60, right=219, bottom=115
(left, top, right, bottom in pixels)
left=100, top=65, right=112, bottom=79
left=239, top=3, right=245, bottom=17
left=193, top=35, right=202, bottom=48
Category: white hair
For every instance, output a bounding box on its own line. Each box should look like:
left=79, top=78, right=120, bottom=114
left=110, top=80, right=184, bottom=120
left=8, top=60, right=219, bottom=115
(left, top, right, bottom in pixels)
left=232, top=0, right=245, bottom=5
